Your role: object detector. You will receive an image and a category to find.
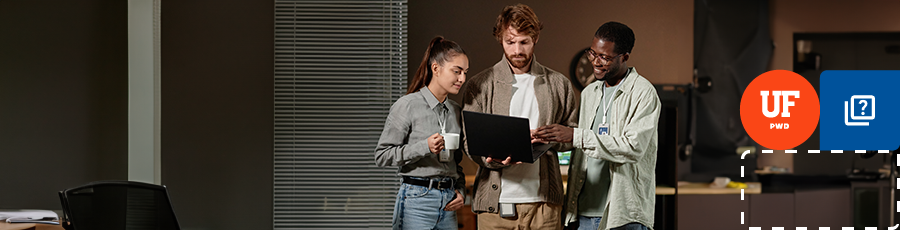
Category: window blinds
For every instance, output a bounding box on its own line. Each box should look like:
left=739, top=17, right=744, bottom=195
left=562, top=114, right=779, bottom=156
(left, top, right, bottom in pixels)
left=274, top=1, right=407, bottom=229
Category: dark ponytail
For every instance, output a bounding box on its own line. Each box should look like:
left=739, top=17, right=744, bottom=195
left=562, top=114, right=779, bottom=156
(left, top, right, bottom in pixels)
left=408, top=36, right=466, bottom=94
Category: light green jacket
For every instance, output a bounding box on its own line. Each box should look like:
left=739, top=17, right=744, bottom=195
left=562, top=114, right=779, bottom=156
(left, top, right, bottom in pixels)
left=564, top=67, right=660, bottom=230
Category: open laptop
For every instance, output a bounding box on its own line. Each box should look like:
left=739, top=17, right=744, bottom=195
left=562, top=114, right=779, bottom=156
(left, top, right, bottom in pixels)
left=462, top=111, right=553, bottom=163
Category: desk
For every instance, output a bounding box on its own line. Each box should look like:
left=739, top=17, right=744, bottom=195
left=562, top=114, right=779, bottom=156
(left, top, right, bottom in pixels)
left=676, top=182, right=762, bottom=194
left=0, top=222, right=64, bottom=230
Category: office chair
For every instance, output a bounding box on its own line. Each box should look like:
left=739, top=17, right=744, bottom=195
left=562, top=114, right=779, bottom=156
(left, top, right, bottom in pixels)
left=58, top=181, right=181, bottom=230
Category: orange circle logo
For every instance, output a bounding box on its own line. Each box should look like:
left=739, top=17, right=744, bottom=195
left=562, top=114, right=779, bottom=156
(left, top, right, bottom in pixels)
left=740, top=70, right=820, bottom=150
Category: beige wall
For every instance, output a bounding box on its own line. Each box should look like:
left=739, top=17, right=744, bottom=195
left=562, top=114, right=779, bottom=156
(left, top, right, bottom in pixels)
left=769, top=0, right=900, bottom=71
left=409, top=0, right=694, bottom=87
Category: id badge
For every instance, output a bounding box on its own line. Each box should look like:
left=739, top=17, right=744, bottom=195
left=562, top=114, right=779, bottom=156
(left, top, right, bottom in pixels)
left=598, top=124, right=610, bottom=135
left=439, top=149, right=451, bottom=162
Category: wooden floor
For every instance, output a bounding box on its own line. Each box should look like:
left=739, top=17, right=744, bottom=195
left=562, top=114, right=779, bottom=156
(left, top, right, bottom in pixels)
left=458, top=205, right=477, bottom=230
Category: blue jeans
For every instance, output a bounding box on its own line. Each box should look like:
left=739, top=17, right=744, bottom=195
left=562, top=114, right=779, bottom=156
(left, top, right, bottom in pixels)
left=578, top=216, right=649, bottom=230
left=392, top=179, right=457, bottom=230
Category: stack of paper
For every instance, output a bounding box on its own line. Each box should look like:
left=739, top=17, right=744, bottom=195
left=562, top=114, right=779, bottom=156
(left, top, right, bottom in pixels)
left=0, top=210, right=59, bottom=225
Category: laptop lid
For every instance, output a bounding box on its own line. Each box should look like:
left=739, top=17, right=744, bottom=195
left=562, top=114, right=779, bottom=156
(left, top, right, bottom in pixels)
left=462, top=111, right=550, bottom=163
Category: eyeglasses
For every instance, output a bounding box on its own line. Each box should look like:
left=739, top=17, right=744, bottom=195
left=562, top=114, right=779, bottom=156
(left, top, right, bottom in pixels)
left=585, top=49, right=623, bottom=63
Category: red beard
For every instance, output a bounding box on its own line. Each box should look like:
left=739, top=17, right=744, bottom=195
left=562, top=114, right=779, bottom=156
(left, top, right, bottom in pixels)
left=507, top=54, right=531, bottom=69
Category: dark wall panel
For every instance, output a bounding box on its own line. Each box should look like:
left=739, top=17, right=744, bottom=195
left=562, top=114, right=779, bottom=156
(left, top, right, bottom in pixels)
left=677, top=194, right=749, bottom=230
left=0, top=0, right=128, bottom=209
left=161, top=1, right=274, bottom=230
left=749, top=193, right=795, bottom=228
left=794, top=188, right=851, bottom=228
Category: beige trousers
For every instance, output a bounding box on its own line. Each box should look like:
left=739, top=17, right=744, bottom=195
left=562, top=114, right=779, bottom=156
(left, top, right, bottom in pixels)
left=477, top=202, right=562, bottom=230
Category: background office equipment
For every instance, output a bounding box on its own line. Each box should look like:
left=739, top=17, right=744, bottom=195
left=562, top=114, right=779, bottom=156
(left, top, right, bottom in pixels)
left=58, top=181, right=180, bottom=230
left=653, top=84, right=692, bottom=230
left=690, top=0, right=770, bottom=183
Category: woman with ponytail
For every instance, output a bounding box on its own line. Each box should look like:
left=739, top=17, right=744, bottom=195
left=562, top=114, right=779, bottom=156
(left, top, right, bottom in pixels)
left=374, top=36, right=469, bottom=230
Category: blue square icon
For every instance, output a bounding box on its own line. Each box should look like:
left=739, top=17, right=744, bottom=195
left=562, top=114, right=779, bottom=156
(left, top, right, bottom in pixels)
left=820, top=70, right=900, bottom=151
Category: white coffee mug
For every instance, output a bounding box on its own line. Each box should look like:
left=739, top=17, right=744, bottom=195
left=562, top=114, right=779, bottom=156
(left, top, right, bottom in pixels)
left=442, top=133, right=460, bottom=150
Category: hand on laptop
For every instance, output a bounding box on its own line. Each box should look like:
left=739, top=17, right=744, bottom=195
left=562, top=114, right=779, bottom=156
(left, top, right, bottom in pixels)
left=486, top=156, right=522, bottom=166
left=534, top=124, right=573, bottom=143
left=530, top=129, right=549, bottom=144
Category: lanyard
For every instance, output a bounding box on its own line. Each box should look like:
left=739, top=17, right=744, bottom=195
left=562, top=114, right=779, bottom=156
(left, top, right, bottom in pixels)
left=601, top=83, right=621, bottom=124
left=435, top=104, right=447, bottom=134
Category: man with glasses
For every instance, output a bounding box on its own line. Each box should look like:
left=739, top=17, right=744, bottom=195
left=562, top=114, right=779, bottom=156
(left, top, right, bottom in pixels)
left=535, top=21, right=660, bottom=230
left=461, top=4, right=578, bottom=230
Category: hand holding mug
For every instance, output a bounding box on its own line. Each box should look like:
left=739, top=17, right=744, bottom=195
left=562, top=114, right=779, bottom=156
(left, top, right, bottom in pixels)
left=428, top=133, right=444, bottom=154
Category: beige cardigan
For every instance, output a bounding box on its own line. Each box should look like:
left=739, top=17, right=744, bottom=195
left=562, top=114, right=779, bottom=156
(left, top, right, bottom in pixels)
left=461, top=55, right=579, bottom=213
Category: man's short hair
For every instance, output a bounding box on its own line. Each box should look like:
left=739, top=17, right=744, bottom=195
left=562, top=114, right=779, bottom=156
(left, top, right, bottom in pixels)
left=493, top=4, right=543, bottom=42
left=594, top=21, right=635, bottom=55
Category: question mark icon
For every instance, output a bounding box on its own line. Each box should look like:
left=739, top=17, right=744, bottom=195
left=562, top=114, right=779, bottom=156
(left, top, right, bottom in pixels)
left=860, top=100, right=868, bottom=115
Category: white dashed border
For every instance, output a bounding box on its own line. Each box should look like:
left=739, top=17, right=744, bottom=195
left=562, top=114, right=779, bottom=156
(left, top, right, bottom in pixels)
left=743, top=150, right=895, bottom=229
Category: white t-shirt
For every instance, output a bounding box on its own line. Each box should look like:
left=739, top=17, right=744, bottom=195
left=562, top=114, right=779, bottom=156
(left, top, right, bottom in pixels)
left=500, top=73, right=543, bottom=203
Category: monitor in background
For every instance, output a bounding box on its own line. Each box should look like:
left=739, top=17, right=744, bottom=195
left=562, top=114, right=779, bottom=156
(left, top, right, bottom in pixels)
left=655, top=84, right=691, bottom=187
left=557, top=150, right=571, bottom=165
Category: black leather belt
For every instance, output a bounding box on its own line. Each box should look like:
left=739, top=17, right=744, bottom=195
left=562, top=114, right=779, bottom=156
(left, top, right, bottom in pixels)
left=402, top=176, right=454, bottom=189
